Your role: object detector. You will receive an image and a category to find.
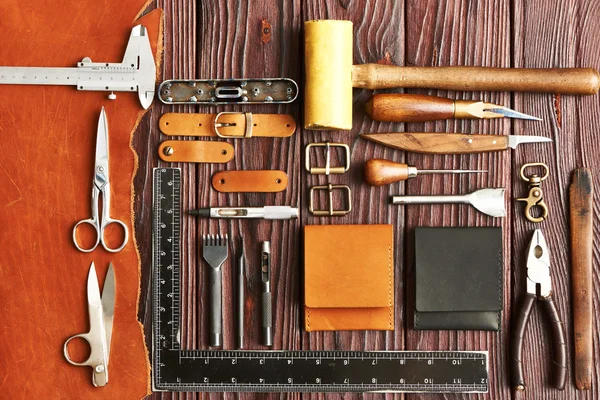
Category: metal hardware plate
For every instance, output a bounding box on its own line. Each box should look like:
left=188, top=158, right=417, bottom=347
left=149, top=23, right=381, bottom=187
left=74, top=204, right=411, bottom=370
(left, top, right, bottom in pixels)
left=158, top=78, right=298, bottom=104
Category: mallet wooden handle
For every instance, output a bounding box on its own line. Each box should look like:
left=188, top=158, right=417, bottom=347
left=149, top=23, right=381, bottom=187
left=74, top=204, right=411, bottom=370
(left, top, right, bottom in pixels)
left=569, top=168, right=594, bottom=390
left=353, top=64, right=600, bottom=94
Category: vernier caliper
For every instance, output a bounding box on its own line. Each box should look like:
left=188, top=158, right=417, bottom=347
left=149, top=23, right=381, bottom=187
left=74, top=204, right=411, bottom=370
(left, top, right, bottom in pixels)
left=0, top=25, right=156, bottom=109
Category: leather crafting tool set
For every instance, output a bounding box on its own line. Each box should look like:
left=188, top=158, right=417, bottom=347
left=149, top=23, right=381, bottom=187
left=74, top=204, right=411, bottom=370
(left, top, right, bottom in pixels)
left=3, top=8, right=597, bottom=396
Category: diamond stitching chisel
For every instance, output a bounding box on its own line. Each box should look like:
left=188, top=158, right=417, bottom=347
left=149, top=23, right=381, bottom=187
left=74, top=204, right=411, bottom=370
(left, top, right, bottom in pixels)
left=366, top=93, right=541, bottom=122
left=364, top=159, right=486, bottom=186
left=202, top=234, right=228, bottom=347
left=0, top=26, right=156, bottom=109
left=362, top=133, right=552, bottom=154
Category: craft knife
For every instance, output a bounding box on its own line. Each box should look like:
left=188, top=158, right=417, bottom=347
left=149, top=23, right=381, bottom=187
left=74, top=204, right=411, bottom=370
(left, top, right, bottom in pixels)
left=261, top=241, right=273, bottom=347
left=362, top=132, right=552, bottom=154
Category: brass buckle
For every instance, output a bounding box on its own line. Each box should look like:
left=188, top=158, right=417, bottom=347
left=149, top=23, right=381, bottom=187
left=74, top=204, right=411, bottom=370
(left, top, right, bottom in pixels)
left=305, top=142, right=350, bottom=175
left=309, top=184, right=352, bottom=216
left=213, top=112, right=253, bottom=138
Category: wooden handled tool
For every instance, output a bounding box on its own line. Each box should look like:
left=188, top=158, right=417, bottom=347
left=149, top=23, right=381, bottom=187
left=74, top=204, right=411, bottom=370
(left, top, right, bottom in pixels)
left=366, top=93, right=541, bottom=122
left=361, top=132, right=552, bottom=154
left=569, top=168, right=594, bottom=390
left=304, top=20, right=599, bottom=130
left=364, top=159, right=485, bottom=186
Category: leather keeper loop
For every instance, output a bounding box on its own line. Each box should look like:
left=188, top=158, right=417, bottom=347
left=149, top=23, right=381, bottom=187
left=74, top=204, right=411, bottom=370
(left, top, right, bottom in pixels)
left=158, top=140, right=234, bottom=163
left=212, top=170, right=288, bottom=192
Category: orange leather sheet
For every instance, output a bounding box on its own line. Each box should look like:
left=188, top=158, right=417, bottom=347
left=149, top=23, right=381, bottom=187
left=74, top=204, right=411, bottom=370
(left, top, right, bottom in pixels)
left=0, top=2, right=162, bottom=399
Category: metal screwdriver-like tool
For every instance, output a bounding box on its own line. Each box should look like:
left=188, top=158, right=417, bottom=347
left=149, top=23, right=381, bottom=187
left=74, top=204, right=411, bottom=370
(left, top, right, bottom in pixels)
left=366, top=93, right=541, bottom=122
left=261, top=241, right=273, bottom=347
left=236, top=238, right=246, bottom=350
left=364, top=159, right=486, bottom=186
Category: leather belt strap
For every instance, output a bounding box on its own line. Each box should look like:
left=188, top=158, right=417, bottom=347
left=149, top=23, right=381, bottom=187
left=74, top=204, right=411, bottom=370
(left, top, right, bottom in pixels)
left=159, top=112, right=296, bottom=138
left=158, top=140, right=234, bottom=163
left=212, top=170, right=288, bottom=192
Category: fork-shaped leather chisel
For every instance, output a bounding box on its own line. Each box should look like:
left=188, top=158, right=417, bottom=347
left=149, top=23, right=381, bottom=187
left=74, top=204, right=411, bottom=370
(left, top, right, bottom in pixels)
left=202, top=234, right=229, bottom=347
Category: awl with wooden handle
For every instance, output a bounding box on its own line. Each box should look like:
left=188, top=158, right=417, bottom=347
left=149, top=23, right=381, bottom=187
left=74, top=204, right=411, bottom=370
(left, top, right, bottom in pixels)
left=569, top=168, right=594, bottom=390
left=364, top=159, right=486, bottom=186
left=366, top=93, right=541, bottom=123
left=362, top=132, right=552, bottom=154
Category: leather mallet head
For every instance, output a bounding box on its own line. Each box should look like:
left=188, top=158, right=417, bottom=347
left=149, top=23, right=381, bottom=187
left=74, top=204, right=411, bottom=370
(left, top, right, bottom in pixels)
left=304, top=20, right=353, bottom=130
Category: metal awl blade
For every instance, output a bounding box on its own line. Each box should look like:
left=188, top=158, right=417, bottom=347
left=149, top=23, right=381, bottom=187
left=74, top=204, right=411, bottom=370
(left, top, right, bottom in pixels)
left=484, top=106, right=542, bottom=121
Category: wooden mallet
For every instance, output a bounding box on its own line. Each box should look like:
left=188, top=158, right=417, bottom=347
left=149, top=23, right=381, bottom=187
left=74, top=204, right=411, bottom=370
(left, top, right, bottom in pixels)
left=304, top=20, right=600, bottom=130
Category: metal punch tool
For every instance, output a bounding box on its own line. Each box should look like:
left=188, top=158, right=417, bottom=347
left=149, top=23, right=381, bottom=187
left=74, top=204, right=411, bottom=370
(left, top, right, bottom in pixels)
left=64, top=262, right=115, bottom=387
left=73, top=108, right=129, bottom=253
left=510, top=229, right=567, bottom=391
left=202, top=234, right=229, bottom=347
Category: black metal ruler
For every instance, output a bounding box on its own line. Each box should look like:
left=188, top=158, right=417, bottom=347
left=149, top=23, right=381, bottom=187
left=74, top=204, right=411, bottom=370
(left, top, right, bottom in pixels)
left=152, top=167, right=489, bottom=393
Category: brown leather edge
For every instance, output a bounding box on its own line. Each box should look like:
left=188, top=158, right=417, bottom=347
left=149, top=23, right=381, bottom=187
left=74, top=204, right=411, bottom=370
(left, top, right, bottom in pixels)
left=129, top=7, right=164, bottom=397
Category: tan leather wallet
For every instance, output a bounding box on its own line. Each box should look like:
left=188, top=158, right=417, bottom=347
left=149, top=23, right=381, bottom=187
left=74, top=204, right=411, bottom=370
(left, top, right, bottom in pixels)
left=304, top=224, right=394, bottom=331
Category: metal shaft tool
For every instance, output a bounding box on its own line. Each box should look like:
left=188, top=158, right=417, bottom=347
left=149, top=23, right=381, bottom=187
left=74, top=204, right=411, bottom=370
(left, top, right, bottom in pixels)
left=392, top=188, right=506, bottom=218
left=236, top=238, right=246, bottom=350
left=261, top=241, right=273, bottom=347
left=362, top=132, right=552, bottom=154
left=366, top=93, right=541, bottom=122
left=0, top=26, right=156, bottom=109
left=364, top=159, right=486, bottom=186
left=569, top=168, right=594, bottom=390
left=202, top=234, right=228, bottom=347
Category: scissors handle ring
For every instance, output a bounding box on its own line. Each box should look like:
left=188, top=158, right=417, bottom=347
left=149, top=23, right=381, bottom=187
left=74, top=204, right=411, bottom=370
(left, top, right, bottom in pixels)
left=63, top=333, right=93, bottom=366
left=72, top=219, right=100, bottom=253
left=100, top=218, right=129, bottom=253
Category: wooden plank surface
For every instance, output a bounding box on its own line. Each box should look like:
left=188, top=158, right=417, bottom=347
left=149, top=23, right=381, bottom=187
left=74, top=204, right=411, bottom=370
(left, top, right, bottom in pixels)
left=135, top=1, right=600, bottom=399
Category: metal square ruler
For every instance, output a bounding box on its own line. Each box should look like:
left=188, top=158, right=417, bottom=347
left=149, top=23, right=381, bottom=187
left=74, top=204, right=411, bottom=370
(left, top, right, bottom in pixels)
left=152, top=167, right=489, bottom=393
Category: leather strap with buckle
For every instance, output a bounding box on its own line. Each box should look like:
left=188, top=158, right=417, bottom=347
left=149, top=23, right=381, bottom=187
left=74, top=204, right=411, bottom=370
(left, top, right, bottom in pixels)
left=158, top=140, right=234, bottom=163
left=212, top=170, right=288, bottom=193
left=159, top=112, right=296, bottom=138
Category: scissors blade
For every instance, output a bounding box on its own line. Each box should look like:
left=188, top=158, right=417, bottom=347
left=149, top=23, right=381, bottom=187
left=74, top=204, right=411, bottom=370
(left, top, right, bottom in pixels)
left=87, top=262, right=102, bottom=308
left=94, top=107, right=110, bottom=186
left=101, top=262, right=116, bottom=362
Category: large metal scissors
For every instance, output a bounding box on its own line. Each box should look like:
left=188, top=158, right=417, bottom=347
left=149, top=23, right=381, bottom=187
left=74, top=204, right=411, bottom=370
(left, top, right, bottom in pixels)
left=73, top=107, right=129, bottom=252
left=64, top=262, right=115, bottom=387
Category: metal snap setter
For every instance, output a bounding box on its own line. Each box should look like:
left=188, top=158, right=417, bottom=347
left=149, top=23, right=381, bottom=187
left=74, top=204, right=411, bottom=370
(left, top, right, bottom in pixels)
left=516, top=162, right=549, bottom=223
left=309, top=184, right=352, bottom=216
left=305, top=142, right=350, bottom=175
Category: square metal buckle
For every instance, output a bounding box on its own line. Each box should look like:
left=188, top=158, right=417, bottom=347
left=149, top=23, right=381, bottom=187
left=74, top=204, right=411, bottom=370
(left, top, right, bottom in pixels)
left=305, top=142, right=350, bottom=175
left=213, top=112, right=253, bottom=138
left=309, top=184, right=352, bottom=216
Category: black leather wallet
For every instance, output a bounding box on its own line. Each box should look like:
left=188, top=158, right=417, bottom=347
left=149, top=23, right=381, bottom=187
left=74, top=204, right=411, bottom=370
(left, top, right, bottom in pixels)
left=414, top=227, right=503, bottom=331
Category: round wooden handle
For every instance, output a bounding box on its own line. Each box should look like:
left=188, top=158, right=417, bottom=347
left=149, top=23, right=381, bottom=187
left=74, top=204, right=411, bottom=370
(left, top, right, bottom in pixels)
left=366, top=94, right=454, bottom=122
left=364, top=159, right=410, bottom=186
left=353, top=64, right=600, bottom=94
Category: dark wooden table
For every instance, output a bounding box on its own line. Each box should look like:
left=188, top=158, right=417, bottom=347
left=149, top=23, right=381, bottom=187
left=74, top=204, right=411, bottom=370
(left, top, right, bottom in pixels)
left=136, top=1, right=600, bottom=399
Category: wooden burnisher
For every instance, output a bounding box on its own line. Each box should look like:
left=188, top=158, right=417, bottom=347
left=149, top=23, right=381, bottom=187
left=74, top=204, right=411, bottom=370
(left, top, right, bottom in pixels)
left=304, top=20, right=353, bottom=130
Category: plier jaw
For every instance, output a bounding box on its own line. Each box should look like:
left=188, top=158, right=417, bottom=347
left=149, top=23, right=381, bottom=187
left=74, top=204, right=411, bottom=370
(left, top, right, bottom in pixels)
left=525, top=229, right=552, bottom=298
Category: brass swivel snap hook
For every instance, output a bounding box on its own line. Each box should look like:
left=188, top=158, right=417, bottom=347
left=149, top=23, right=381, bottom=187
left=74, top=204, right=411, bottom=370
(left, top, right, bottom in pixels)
left=516, top=162, right=549, bottom=223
